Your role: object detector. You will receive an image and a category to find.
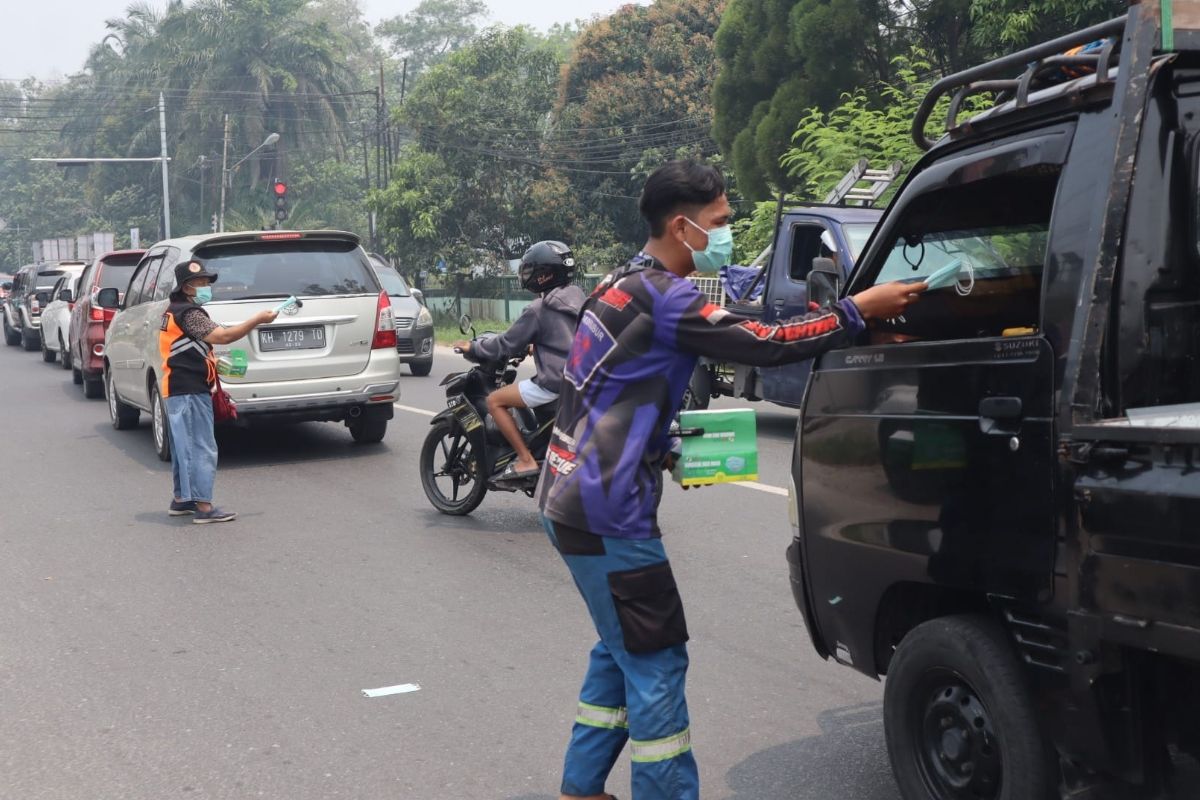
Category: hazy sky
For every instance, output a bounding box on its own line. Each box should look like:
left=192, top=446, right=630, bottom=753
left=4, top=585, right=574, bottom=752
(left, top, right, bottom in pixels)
left=0, top=0, right=644, bottom=81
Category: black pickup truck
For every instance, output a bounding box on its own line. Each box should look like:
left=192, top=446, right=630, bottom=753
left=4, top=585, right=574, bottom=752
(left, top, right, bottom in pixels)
left=789, top=5, right=1200, bottom=798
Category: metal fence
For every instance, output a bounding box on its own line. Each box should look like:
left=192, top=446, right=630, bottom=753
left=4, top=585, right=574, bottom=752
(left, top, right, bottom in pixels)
left=421, top=273, right=605, bottom=324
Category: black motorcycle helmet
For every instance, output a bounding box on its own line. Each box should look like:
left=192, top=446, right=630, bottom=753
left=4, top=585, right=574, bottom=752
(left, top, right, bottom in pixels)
left=518, top=240, right=576, bottom=294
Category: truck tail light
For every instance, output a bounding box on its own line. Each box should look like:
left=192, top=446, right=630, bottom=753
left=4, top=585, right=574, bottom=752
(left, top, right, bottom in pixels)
left=371, top=290, right=396, bottom=349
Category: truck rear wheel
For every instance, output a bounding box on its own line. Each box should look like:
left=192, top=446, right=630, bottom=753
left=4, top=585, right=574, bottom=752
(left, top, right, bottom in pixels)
left=883, top=615, right=1054, bottom=800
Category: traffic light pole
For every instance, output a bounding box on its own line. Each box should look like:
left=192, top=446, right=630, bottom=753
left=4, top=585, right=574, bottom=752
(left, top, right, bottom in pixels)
left=219, top=114, right=230, bottom=233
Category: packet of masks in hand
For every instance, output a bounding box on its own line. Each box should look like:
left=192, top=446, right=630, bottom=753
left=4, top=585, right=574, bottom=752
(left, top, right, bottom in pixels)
left=672, top=408, right=759, bottom=487
left=216, top=348, right=248, bottom=378
left=273, top=295, right=298, bottom=313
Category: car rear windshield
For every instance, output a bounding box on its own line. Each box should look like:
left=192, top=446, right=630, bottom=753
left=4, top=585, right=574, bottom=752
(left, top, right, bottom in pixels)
left=195, top=240, right=378, bottom=301
left=36, top=270, right=65, bottom=290
left=98, top=263, right=138, bottom=291
left=373, top=266, right=411, bottom=296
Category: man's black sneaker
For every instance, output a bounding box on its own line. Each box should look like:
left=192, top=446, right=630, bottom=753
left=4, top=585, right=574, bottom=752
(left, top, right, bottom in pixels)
left=193, top=507, right=238, bottom=524
left=169, top=499, right=198, bottom=516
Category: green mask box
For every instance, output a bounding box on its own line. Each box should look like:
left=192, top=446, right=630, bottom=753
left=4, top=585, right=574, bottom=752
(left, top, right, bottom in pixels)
left=216, top=349, right=248, bottom=378
left=672, top=408, right=759, bottom=487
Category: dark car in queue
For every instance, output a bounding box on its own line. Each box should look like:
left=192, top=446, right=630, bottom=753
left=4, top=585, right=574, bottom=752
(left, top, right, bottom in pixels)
left=3, top=262, right=86, bottom=351
left=67, top=249, right=145, bottom=398
left=368, top=255, right=434, bottom=376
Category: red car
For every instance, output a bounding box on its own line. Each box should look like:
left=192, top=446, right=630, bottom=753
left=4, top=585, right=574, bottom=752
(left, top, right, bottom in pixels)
left=67, top=249, right=145, bottom=398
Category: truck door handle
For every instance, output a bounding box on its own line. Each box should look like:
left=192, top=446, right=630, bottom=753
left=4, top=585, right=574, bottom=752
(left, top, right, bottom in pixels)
left=979, top=396, right=1022, bottom=435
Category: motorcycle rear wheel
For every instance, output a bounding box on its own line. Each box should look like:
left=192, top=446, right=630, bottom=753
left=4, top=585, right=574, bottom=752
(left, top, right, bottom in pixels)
left=420, top=419, right=488, bottom=515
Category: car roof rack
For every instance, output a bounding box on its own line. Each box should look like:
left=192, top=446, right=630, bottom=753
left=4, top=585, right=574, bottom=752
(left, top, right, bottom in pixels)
left=913, top=14, right=1130, bottom=151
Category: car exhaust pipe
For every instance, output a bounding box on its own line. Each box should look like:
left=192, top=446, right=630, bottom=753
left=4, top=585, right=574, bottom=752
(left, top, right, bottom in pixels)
left=348, top=406, right=362, bottom=419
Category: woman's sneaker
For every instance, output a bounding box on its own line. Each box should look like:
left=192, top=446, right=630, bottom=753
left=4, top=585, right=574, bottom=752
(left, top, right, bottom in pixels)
left=169, top=499, right=198, bottom=516
left=193, top=507, right=237, bottom=524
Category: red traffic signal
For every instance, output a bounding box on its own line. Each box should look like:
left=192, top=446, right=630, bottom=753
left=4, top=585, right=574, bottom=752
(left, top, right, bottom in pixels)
left=273, top=180, right=288, bottom=196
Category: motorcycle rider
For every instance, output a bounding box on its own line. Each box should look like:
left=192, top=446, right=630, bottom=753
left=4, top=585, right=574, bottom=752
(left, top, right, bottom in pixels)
left=454, top=241, right=586, bottom=481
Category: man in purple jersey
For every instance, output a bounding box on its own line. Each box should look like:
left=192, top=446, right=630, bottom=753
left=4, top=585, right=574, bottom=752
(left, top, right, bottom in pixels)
left=536, top=160, right=924, bottom=800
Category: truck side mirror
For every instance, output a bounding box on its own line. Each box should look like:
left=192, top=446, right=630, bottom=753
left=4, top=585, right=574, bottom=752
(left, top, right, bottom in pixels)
left=809, top=257, right=842, bottom=307
left=96, top=287, right=120, bottom=309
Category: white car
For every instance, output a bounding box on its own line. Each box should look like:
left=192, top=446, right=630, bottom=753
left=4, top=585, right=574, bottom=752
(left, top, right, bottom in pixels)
left=100, top=230, right=402, bottom=461
left=38, top=266, right=85, bottom=366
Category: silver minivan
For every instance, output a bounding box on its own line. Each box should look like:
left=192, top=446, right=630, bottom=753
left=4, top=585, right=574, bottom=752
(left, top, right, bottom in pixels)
left=100, top=231, right=401, bottom=460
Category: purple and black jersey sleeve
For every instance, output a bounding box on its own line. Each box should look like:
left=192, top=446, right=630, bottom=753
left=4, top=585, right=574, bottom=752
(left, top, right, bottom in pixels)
left=537, top=260, right=864, bottom=540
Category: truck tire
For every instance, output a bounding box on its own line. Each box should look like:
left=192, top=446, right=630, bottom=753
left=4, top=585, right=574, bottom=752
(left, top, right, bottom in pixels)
left=883, top=615, right=1055, bottom=800
left=682, top=364, right=712, bottom=411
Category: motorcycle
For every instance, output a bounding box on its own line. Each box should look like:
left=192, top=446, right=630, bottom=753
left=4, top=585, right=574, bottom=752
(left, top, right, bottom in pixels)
left=419, top=315, right=557, bottom=516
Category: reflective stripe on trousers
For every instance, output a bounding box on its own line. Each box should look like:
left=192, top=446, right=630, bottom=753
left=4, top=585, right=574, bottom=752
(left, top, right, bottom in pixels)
left=577, top=702, right=629, bottom=731
left=543, top=516, right=699, bottom=800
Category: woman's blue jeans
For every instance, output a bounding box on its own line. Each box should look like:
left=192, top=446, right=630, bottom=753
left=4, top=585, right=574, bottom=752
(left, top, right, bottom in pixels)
left=167, top=393, right=218, bottom=503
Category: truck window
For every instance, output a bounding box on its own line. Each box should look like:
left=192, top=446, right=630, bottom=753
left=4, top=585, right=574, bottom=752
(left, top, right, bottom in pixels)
left=787, top=224, right=829, bottom=282
left=862, top=164, right=1060, bottom=343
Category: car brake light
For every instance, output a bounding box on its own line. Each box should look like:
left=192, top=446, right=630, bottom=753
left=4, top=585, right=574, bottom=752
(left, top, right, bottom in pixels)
left=90, top=306, right=105, bottom=321
left=372, top=290, right=396, bottom=349
left=259, top=232, right=304, bottom=240
left=30, top=298, right=40, bottom=313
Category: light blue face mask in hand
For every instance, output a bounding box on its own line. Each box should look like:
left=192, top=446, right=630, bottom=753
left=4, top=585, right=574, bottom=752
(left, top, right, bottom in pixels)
left=192, top=285, right=214, bottom=305
left=683, top=216, right=735, bottom=272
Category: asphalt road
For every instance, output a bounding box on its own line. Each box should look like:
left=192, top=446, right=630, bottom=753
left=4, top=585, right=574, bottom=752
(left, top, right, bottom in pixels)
left=4, top=341, right=1195, bottom=800
left=0, top=340, right=898, bottom=800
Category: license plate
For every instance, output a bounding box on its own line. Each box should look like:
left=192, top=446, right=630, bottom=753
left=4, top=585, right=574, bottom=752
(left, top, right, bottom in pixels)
left=259, top=325, right=326, bottom=352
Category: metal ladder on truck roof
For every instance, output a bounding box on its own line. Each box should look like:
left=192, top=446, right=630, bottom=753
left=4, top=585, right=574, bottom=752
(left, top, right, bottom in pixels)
left=823, top=158, right=904, bottom=206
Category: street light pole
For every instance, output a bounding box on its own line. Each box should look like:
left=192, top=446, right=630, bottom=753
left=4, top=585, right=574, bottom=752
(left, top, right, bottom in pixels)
left=219, top=126, right=278, bottom=234
left=158, top=93, right=171, bottom=239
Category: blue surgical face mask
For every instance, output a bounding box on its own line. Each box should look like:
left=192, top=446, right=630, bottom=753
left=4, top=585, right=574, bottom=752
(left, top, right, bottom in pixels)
left=192, top=286, right=213, bottom=305
left=684, top=217, right=734, bottom=271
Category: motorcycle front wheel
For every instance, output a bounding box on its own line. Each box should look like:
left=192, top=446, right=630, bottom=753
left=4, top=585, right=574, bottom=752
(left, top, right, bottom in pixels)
left=420, top=418, right=488, bottom=515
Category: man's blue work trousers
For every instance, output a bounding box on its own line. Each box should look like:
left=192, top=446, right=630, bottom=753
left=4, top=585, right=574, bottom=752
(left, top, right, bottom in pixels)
left=542, top=516, right=700, bottom=800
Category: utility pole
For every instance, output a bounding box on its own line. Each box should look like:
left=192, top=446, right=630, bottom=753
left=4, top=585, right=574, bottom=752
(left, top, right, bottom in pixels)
left=158, top=92, right=172, bottom=239
left=198, top=155, right=207, bottom=229
left=219, top=114, right=230, bottom=233
left=374, top=87, right=382, bottom=193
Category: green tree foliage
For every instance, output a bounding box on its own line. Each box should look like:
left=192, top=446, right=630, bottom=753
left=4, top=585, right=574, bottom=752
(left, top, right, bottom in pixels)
left=376, top=0, right=490, bottom=77
left=0, top=0, right=373, bottom=267
left=713, top=0, right=1125, bottom=201
left=372, top=27, right=565, bottom=274
left=969, top=0, right=1126, bottom=50
left=550, top=0, right=725, bottom=251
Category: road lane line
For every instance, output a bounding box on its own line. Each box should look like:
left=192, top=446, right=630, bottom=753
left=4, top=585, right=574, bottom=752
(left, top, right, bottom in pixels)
left=363, top=683, right=421, bottom=698
left=391, top=403, right=791, bottom=496
left=394, top=403, right=437, bottom=417
left=732, top=480, right=789, bottom=497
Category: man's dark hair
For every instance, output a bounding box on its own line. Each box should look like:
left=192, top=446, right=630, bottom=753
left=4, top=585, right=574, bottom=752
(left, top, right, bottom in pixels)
left=639, top=160, right=726, bottom=237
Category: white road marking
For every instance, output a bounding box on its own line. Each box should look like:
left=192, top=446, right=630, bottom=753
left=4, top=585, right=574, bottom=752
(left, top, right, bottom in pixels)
left=732, top=480, right=789, bottom=497
left=394, top=403, right=436, bottom=417
left=391, top=404, right=791, bottom=497
left=363, top=683, right=421, bottom=698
